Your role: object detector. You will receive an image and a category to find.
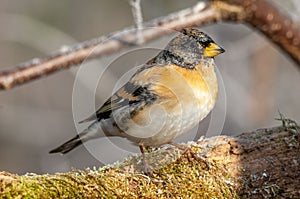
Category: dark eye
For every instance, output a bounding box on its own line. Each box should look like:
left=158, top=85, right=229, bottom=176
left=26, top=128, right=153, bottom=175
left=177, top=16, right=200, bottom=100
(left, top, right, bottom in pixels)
left=191, top=35, right=211, bottom=47
left=200, top=40, right=211, bottom=48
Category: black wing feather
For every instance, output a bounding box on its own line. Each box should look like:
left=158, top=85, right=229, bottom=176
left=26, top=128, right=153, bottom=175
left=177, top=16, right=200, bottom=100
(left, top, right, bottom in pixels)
left=78, top=82, right=157, bottom=123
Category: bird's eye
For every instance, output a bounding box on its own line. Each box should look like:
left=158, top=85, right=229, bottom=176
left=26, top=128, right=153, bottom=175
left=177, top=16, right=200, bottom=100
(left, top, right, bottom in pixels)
left=191, top=35, right=211, bottom=48
left=200, top=40, right=211, bottom=48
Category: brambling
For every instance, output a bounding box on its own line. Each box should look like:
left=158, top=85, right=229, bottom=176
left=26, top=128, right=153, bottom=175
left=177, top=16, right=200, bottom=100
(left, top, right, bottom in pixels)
left=50, top=28, right=225, bottom=173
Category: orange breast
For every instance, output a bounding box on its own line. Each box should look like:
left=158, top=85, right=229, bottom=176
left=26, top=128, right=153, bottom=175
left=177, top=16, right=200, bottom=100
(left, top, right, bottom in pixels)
left=130, top=63, right=218, bottom=125
left=152, top=64, right=211, bottom=110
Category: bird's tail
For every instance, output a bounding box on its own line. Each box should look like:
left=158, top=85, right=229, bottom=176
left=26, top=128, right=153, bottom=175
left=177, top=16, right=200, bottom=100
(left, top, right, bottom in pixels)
left=49, top=134, right=84, bottom=154
left=49, top=121, right=101, bottom=154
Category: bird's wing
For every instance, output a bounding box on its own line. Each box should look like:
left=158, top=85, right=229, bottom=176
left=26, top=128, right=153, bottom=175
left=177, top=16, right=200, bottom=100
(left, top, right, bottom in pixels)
left=78, top=67, right=159, bottom=124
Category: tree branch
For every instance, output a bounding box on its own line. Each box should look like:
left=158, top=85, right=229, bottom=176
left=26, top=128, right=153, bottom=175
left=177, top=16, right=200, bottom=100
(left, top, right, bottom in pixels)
left=1, top=119, right=299, bottom=198
left=236, top=0, right=300, bottom=66
left=0, top=0, right=299, bottom=90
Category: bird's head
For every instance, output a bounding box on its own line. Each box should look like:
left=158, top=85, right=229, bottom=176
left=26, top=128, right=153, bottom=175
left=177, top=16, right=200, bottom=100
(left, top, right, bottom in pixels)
left=180, top=28, right=225, bottom=58
left=146, top=28, right=225, bottom=69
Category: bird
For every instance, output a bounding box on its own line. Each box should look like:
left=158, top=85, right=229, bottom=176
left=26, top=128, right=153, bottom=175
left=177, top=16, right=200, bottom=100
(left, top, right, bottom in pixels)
left=50, top=28, right=225, bottom=173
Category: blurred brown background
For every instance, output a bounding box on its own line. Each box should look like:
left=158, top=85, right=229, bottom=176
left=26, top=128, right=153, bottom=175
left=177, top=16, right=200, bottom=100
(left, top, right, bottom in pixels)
left=0, top=0, right=299, bottom=174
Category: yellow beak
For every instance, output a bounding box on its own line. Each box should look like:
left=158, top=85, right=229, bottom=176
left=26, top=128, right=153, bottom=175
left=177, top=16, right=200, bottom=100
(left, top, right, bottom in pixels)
left=203, top=43, right=225, bottom=58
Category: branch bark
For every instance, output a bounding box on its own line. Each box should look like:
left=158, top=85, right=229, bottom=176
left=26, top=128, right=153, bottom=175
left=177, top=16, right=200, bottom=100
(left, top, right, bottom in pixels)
left=1, top=119, right=299, bottom=198
left=235, top=0, right=300, bottom=66
left=0, top=0, right=299, bottom=90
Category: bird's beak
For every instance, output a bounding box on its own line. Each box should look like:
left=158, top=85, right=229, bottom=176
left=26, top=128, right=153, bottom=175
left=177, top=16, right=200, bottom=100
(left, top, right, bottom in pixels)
left=203, top=42, right=225, bottom=58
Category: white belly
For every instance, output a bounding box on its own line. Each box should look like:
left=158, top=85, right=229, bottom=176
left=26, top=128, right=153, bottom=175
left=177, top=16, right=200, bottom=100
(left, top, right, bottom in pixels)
left=138, top=96, right=215, bottom=146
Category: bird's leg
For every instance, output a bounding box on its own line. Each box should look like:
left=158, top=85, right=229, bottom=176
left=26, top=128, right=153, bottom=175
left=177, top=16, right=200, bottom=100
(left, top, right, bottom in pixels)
left=139, top=143, right=152, bottom=175
left=169, top=142, right=209, bottom=169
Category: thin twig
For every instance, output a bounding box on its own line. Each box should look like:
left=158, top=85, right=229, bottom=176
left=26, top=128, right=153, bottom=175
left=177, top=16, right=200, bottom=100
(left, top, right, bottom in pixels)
left=130, top=0, right=144, bottom=44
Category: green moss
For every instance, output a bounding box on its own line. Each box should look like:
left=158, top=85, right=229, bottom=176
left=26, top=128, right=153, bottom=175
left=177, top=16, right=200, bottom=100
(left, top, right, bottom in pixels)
left=1, top=148, right=237, bottom=198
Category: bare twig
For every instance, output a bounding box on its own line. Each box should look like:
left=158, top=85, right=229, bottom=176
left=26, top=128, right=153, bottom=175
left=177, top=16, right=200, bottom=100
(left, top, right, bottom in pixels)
left=130, top=0, right=144, bottom=43
left=0, top=0, right=299, bottom=90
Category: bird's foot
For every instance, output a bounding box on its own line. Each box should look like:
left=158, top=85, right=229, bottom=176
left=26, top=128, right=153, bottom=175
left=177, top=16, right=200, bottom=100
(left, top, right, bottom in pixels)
left=169, top=142, right=209, bottom=170
left=139, top=143, right=153, bottom=176
left=143, top=162, right=153, bottom=176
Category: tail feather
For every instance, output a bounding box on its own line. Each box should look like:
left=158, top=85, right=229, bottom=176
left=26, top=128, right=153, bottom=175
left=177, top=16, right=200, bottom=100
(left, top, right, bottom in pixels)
left=50, top=121, right=103, bottom=154
left=49, top=135, right=83, bottom=154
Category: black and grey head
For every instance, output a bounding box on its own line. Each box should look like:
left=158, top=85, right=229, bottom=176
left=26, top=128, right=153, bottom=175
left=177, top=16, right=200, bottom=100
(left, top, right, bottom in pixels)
left=146, top=28, right=225, bottom=69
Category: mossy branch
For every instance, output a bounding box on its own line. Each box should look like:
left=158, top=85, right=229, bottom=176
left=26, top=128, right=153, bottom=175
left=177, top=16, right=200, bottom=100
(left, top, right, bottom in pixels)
left=1, top=118, right=299, bottom=198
